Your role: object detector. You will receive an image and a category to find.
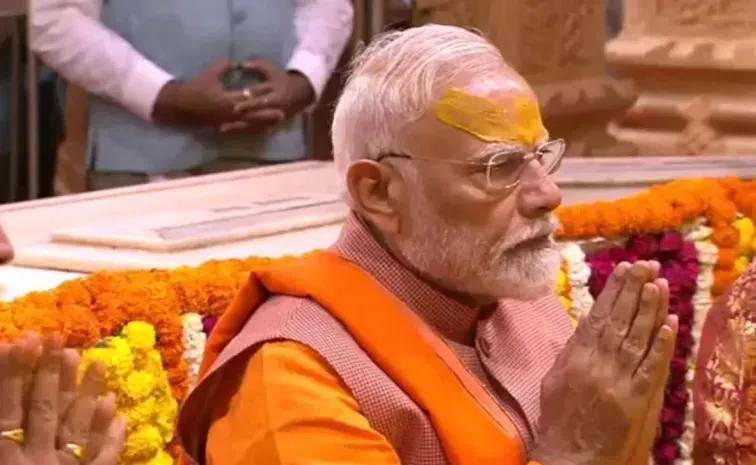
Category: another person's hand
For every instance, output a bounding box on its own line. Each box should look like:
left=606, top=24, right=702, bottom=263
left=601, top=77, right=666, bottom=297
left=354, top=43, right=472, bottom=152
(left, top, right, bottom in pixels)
left=0, top=225, right=12, bottom=264
left=532, top=261, right=677, bottom=465
left=220, top=57, right=315, bottom=134
left=0, top=333, right=126, bottom=465
left=152, top=59, right=248, bottom=127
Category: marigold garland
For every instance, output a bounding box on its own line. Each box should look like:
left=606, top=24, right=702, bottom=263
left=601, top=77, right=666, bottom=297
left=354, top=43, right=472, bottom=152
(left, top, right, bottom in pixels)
left=81, top=322, right=177, bottom=465
left=0, top=177, right=755, bottom=465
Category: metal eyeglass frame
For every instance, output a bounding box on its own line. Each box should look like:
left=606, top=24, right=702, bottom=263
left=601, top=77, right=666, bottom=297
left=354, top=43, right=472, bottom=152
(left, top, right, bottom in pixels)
left=374, top=138, right=566, bottom=192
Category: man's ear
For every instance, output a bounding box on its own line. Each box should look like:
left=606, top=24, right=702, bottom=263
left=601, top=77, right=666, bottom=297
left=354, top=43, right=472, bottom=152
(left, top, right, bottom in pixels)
left=345, top=160, right=401, bottom=234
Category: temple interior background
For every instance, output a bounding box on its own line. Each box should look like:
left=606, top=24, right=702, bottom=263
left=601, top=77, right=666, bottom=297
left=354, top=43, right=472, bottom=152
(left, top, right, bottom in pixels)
left=2, top=0, right=753, bottom=203
left=1, top=2, right=756, bottom=464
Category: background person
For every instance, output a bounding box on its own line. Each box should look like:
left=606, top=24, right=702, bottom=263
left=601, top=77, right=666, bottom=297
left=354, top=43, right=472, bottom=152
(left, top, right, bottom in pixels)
left=30, top=0, right=353, bottom=191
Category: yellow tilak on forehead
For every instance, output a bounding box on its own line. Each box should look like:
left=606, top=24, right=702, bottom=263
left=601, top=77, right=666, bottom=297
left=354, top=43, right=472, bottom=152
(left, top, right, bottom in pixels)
left=433, top=87, right=546, bottom=146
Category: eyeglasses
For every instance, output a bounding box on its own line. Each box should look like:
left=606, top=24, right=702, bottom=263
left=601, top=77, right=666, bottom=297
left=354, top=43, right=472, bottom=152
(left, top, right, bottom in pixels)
left=375, top=139, right=566, bottom=192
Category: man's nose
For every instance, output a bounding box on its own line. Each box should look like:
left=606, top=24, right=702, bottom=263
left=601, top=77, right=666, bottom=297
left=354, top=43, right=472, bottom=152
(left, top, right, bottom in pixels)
left=517, top=160, right=562, bottom=218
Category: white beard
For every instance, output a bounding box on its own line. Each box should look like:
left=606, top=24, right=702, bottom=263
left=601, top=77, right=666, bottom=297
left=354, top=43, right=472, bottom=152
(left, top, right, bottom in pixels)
left=396, top=183, right=561, bottom=301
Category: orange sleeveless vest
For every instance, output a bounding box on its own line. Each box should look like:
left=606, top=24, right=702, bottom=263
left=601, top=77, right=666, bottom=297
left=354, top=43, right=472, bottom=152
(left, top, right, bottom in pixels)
left=178, top=251, right=538, bottom=465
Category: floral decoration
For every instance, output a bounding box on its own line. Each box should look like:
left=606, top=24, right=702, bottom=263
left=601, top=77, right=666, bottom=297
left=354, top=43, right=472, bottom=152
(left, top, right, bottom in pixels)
left=181, top=313, right=206, bottom=388
left=0, top=177, right=756, bottom=465
left=81, top=322, right=177, bottom=465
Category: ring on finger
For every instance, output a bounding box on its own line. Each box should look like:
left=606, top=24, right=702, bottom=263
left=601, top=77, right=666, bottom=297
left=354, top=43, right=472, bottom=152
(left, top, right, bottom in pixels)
left=63, top=442, right=86, bottom=461
left=0, top=428, right=24, bottom=444
left=242, top=89, right=252, bottom=99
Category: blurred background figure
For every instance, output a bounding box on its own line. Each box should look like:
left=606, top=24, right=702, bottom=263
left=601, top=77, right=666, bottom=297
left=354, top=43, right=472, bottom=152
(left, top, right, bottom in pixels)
left=0, top=9, right=63, bottom=203
left=0, top=0, right=629, bottom=201
left=29, top=0, right=353, bottom=191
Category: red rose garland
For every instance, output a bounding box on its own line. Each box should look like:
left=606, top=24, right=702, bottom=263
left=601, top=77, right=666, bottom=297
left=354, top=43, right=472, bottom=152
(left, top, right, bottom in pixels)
left=586, top=231, right=698, bottom=464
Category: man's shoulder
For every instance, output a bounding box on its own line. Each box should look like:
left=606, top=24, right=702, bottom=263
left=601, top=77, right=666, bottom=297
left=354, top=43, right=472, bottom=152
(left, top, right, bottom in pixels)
left=251, top=294, right=355, bottom=341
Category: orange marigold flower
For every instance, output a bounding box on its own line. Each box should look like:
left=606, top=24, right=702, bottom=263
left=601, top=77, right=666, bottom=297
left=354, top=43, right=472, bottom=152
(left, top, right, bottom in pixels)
left=713, top=269, right=739, bottom=295
left=712, top=225, right=739, bottom=249
left=716, top=248, right=737, bottom=269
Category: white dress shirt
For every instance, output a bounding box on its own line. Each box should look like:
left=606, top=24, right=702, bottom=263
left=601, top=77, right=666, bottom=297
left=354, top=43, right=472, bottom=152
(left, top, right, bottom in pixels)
left=30, top=0, right=354, bottom=121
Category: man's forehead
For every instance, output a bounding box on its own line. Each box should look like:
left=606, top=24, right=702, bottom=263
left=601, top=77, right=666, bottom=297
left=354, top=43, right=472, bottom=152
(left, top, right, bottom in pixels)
left=432, top=82, right=545, bottom=147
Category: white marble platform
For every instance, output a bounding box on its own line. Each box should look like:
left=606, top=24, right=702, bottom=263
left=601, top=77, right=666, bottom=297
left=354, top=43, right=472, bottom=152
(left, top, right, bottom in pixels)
left=2, top=156, right=756, bottom=301
left=0, top=266, right=83, bottom=301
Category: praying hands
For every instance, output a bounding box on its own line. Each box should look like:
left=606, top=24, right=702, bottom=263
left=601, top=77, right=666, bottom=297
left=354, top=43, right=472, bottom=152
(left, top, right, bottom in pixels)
left=0, top=333, right=125, bottom=465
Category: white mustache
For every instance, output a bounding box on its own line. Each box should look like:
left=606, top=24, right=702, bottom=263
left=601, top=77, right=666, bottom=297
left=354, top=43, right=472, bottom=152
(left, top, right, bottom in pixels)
left=503, top=214, right=559, bottom=251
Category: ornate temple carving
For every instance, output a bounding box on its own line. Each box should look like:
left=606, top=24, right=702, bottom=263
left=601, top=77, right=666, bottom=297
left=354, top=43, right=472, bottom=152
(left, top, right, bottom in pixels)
left=607, top=0, right=756, bottom=155
left=414, top=0, right=638, bottom=157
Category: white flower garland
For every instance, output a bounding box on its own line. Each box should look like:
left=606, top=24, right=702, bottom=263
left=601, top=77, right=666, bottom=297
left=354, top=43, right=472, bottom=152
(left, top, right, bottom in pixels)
left=181, top=313, right=207, bottom=388
left=675, top=220, right=717, bottom=465
left=560, top=242, right=594, bottom=322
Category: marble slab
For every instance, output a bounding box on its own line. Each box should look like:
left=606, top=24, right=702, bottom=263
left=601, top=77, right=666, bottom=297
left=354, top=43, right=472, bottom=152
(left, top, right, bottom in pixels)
left=1, top=161, right=345, bottom=272
left=3, top=156, right=756, bottom=280
left=0, top=266, right=83, bottom=301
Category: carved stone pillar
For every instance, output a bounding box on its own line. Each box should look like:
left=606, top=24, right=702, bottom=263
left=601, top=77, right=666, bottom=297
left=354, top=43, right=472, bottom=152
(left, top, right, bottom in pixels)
left=413, top=0, right=638, bottom=157
left=606, top=0, right=756, bottom=155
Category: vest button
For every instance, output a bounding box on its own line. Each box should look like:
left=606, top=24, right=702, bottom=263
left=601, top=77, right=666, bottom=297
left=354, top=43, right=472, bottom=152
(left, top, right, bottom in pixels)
left=231, top=11, right=247, bottom=25
left=477, top=337, right=492, bottom=358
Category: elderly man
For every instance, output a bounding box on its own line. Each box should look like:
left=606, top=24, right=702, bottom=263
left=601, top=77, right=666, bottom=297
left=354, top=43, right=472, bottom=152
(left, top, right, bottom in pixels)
left=178, top=25, right=677, bottom=465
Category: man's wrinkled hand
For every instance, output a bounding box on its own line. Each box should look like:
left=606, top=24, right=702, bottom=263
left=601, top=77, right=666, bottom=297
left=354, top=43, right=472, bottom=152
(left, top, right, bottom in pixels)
left=0, top=333, right=126, bottom=465
left=219, top=57, right=314, bottom=134
left=532, top=261, right=677, bottom=465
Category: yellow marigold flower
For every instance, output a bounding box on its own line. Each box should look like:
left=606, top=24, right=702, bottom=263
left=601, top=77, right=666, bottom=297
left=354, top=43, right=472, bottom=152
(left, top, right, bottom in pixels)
left=122, top=425, right=163, bottom=463
left=82, top=338, right=134, bottom=392
left=555, top=269, right=568, bottom=295
left=558, top=295, right=571, bottom=311
left=735, top=217, right=756, bottom=255
left=156, top=396, right=178, bottom=442
left=736, top=256, right=752, bottom=274
left=135, top=349, right=164, bottom=374
left=123, top=371, right=156, bottom=402
left=122, top=322, right=157, bottom=352
left=124, top=397, right=157, bottom=432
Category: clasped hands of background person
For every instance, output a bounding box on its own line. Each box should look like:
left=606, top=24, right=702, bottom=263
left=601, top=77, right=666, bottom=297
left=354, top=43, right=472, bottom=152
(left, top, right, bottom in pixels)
left=151, top=57, right=315, bottom=135
left=0, top=333, right=126, bottom=465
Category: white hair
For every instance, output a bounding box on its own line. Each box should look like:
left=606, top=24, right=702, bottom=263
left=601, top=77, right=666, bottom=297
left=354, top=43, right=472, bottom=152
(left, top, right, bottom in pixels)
left=331, top=24, right=507, bottom=201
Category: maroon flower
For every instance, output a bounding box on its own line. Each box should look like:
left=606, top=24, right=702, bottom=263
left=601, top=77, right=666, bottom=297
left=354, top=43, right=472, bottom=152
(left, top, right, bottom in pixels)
left=662, top=423, right=684, bottom=438
left=627, top=234, right=658, bottom=259
left=660, top=406, right=678, bottom=423
left=668, top=385, right=690, bottom=406
left=680, top=241, right=697, bottom=262
left=202, top=315, right=219, bottom=335
left=654, top=441, right=679, bottom=464
left=670, top=357, right=688, bottom=377
left=659, top=231, right=684, bottom=255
